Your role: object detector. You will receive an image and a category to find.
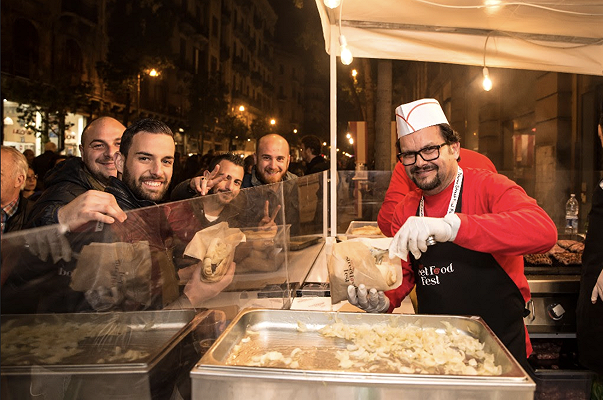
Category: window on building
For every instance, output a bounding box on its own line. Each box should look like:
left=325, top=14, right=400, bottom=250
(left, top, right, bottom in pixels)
left=63, top=39, right=83, bottom=80
left=193, top=48, right=200, bottom=75
left=12, top=18, right=39, bottom=78
left=279, top=64, right=284, bottom=75
left=211, top=56, right=217, bottom=73
left=182, top=0, right=188, bottom=12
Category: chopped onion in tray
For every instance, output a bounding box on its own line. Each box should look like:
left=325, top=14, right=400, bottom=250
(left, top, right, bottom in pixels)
left=1, top=321, right=149, bottom=365
left=319, top=320, right=502, bottom=376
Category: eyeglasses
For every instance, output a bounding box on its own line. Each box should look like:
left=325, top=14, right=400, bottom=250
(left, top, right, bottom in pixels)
left=397, top=142, right=448, bottom=166
left=26, top=174, right=38, bottom=180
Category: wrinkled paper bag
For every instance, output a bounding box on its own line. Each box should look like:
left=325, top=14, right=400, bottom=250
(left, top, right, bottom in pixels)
left=182, top=222, right=245, bottom=283
left=328, top=237, right=402, bottom=304
left=71, top=241, right=153, bottom=310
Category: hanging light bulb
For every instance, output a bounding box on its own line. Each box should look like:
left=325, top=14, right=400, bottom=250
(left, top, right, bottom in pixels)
left=339, top=35, right=353, bottom=65
left=324, top=0, right=341, bottom=9
left=482, top=67, right=492, bottom=91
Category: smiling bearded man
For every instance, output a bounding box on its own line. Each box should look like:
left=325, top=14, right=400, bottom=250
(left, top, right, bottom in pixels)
left=105, top=118, right=175, bottom=208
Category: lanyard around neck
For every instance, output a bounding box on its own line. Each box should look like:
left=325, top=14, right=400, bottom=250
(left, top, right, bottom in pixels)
left=419, top=166, right=463, bottom=217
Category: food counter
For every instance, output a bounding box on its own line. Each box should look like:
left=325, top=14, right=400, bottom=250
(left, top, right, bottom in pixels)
left=0, top=172, right=591, bottom=400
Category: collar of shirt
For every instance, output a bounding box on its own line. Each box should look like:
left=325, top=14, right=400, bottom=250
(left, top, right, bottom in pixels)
left=1, top=197, right=20, bottom=232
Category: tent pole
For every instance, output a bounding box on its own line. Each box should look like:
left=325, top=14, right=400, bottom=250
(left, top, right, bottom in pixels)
left=329, top=24, right=338, bottom=238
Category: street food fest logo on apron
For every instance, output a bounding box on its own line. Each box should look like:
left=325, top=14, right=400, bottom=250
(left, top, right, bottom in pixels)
left=418, top=263, right=454, bottom=286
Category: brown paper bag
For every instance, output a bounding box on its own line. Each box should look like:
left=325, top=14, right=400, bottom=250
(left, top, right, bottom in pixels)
left=70, top=241, right=153, bottom=310
left=328, top=238, right=402, bottom=304
left=183, top=222, right=245, bottom=282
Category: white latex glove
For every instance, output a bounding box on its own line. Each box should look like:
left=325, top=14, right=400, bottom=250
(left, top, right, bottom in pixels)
left=347, top=284, right=389, bottom=313
left=389, top=214, right=461, bottom=262
left=592, top=269, right=603, bottom=304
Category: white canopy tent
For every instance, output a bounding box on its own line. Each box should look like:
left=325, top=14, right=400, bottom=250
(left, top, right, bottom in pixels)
left=314, top=0, right=603, bottom=235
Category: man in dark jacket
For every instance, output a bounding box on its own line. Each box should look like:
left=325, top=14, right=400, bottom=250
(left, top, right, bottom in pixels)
left=242, top=133, right=300, bottom=235
left=27, top=116, right=126, bottom=230
left=1, top=146, right=34, bottom=234
left=32, top=141, right=57, bottom=190
left=170, top=153, right=246, bottom=229
left=300, top=134, right=329, bottom=175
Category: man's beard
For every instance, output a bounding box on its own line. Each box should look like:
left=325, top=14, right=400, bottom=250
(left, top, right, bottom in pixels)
left=256, top=167, right=284, bottom=184
left=410, top=164, right=441, bottom=192
left=122, top=169, right=168, bottom=201
left=209, top=186, right=235, bottom=205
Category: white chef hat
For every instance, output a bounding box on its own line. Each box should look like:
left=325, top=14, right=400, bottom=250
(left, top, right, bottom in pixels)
left=395, top=98, right=449, bottom=138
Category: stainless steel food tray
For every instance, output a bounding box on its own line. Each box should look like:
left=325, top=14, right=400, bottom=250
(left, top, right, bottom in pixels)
left=1, top=310, right=202, bottom=372
left=1, top=309, right=224, bottom=400
left=191, top=309, right=535, bottom=400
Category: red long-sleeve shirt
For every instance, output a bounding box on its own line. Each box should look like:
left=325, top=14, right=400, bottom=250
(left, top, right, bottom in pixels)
left=385, top=167, right=557, bottom=310
left=378, top=149, right=496, bottom=237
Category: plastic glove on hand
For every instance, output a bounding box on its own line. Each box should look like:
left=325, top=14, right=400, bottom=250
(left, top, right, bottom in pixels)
left=347, top=284, right=389, bottom=313
left=389, top=214, right=460, bottom=261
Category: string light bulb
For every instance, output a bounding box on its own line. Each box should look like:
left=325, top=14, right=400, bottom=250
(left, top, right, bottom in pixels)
left=339, top=35, right=353, bottom=65
left=324, top=0, right=341, bottom=8
left=482, top=67, right=492, bottom=91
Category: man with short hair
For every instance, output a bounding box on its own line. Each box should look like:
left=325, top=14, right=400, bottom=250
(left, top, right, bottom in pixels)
left=170, top=153, right=245, bottom=227
left=242, top=133, right=300, bottom=234
left=23, top=149, right=35, bottom=166
left=28, top=116, right=126, bottom=230
left=300, top=134, right=329, bottom=175
left=32, top=141, right=58, bottom=189
left=105, top=118, right=175, bottom=209
left=1, top=146, right=34, bottom=233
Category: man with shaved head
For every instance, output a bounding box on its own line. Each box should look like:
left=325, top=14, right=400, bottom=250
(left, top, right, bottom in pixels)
left=242, top=133, right=300, bottom=234
left=28, top=116, right=126, bottom=229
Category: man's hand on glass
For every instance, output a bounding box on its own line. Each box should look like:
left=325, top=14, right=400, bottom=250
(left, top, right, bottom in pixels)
left=25, top=224, right=73, bottom=264
left=57, top=190, right=126, bottom=232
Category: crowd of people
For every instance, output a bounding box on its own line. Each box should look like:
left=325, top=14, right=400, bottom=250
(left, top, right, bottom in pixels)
left=0, top=117, right=330, bottom=313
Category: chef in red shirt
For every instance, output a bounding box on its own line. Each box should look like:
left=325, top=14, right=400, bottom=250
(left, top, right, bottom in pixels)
left=348, top=98, right=557, bottom=369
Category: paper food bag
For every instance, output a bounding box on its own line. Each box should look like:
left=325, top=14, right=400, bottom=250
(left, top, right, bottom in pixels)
left=183, top=222, right=245, bottom=283
left=70, top=241, right=153, bottom=310
left=328, top=237, right=402, bottom=304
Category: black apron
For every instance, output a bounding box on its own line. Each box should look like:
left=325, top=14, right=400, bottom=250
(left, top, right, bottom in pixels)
left=576, top=179, right=603, bottom=374
left=411, top=184, right=528, bottom=365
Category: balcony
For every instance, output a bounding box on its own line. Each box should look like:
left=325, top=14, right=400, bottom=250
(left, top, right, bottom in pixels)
left=61, top=0, right=98, bottom=23
left=180, top=12, right=209, bottom=39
